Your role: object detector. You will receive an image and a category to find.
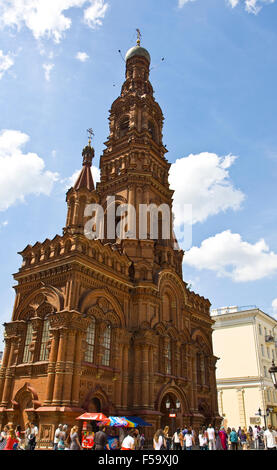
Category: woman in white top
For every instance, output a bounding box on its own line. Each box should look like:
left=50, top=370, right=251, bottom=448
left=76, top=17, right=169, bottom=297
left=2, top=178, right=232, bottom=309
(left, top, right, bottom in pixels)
left=153, top=429, right=166, bottom=450
left=121, top=431, right=135, bottom=450
left=184, top=428, right=195, bottom=450
left=198, top=427, right=208, bottom=450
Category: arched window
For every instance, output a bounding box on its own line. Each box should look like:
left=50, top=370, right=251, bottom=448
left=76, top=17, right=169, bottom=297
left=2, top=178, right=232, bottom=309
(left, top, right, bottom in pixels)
left=119, top=117, right=129, bottom=138
left=165, top=339, right=172, bottom=375
left=39, top=319, right=50, bottom=361
left=85, top=318, right=96, bottom=363
left=148, top=121, right=156, bottom=142
left=23, top=322, right=33, bottom=363
left=102, top=324, right=111, bottom=366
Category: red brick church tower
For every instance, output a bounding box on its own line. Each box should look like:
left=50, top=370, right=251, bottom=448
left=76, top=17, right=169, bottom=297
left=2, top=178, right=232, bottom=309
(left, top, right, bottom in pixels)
left=0, top=38, right=220, bottom=446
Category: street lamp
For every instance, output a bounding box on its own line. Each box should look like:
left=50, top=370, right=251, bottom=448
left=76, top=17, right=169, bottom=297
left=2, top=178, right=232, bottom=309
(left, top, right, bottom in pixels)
left=269, top=360, right=277, bottom=389
left=165, top=398, right=171, bottom=410
left=258, top=407, right=270, bottom=428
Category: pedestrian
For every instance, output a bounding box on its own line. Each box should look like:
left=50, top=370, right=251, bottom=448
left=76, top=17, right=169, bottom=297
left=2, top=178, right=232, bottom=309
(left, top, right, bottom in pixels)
left=69, top=426, right=82, bottom=450
left=133, top=429, right=140, bottom=450
left=198, top=427, right=208, bottom=450
left=163, top=426, right=171, bottom=450
left=172, top=428, right=181, bottom=450
left=4, top=429, right=19, bottom=450
left=121, top=429, right=135, bottom=450
left=264, top=424, right=277, bottom=450
left=215, top=427, right=223, bottom=450
left=184, top=427, right=195, bottom=450
left=229, top=428, right=238, bottom=450
left=93, top=424, right=108, bottom=450
left=226, top=427, right=232, bottom=450
left=207, top=424, right=216, bottom=450
left=153, top=429, right=166, bottom=450
left=0, top=425, right=9, bottom=450
left=15, top=425, right=24, bottom=450
left=53, top=424, right=63, bottom=450
left=26, top=422, right=38, bottom=450
left=239, top=429, right=248, bottom=450
left=140, top=433, right=145, bottom=450
left=178, top=429, right=184, bottom=450
left=253, top=425, right=259, bottom=450
left=218, top=426, right=228, bottom=450
left=58, top=425, right=67, bottom=450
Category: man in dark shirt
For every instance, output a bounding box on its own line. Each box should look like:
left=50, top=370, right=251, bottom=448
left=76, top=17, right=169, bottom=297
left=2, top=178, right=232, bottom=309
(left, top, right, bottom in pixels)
left=94, top=424, right=108, bottom=450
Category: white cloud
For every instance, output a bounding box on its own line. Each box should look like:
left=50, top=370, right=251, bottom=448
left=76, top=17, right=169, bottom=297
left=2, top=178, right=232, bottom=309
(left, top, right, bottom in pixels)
left=84, top=0, right=109, bottom=28
left=0, top=0, right=109, bottom=43
left=183, top=230, right=277, bottom=282
left=178, top=0, right=276, bottom=14
left=0, top=220, right=8, bottom=229
left=272, top=299, right=277, bottom=319
left=178, top=0, right=196, bottom=7
left=43, top=63, right=54, bottom=81
left=0, top=129, right=58, bottom=211
left=65, top=166, right=100, bottom=189
left=0, top=50, right=14, bottom=79
left=169, top=152, right=244, bottom=226
left=76, top=51, right=89, bottom=62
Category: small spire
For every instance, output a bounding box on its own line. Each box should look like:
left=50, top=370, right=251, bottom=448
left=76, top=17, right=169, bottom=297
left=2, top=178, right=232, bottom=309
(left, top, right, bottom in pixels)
left=136, top=28, right=141, bottom=46
left=73, top=130, right=95, bottom=191
left=87, top=127, right=94, bottom=147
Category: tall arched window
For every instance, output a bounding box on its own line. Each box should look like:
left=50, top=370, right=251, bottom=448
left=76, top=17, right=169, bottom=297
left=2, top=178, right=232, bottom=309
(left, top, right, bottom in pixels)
left=148, top=121, right=156, bottom=142
left=23, top=322, right=33, bottom=363
left=85, top=318, right=96, bottom=363
left=102, top=324, right=111, bottom=366
left=165, top=339, right=172, bottom=375
left=119, top=117, right=129, bottom=138
left=40, top=319, right=50, bottom=361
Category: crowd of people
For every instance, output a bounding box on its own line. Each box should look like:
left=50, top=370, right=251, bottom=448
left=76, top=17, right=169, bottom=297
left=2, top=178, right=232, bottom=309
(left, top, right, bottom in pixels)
left=153, top=424, right=277, bottom=451
left=0, top=421, right=276, bottom=450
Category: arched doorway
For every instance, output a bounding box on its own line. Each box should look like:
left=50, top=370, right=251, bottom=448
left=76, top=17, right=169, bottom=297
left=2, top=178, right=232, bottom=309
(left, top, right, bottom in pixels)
left=88, top=397, right=101, bottom=413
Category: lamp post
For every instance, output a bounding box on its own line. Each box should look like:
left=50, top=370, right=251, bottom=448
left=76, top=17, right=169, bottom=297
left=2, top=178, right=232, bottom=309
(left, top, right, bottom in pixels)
left=258, top=407, right=270, bottom=428
left=166, top=397, right=181, bottom=439
left=269, top=360, right=277, bottom=389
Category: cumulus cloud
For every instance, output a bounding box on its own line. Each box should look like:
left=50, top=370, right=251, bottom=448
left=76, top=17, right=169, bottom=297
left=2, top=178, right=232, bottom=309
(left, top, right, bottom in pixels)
left=183, top=230, right=277, bottom=282
left=42, top=63, right=54, bottom=81
left=76, top=51, right=89, bottom=62
left=0, top=50, right=14, bottom=79
left=178, top=0, right=275, bottom=14
left=169, top=152, right=244, bottom=226
left=65, top=166, right=100, bottom=189
left=0, top=0, right=109, bottom=43
left=0, top=129, right=58, bottom=211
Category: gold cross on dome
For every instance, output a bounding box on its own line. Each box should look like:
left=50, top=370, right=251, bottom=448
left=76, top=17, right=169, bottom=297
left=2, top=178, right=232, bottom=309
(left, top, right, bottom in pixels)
left=87, top=128, right=94, bottom=146
left=136, top=28, right=141, bottom=46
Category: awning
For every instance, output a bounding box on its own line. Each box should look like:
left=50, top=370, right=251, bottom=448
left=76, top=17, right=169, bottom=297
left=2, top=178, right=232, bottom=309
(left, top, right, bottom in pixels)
left=76, top=412, right=108, bottom=421
left=126, top=416, right=152, bottom=427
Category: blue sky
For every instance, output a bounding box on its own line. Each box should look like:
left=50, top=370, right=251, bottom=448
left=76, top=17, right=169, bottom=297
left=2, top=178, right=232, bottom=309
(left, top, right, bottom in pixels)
left=1, top=0, right=277, bottom=345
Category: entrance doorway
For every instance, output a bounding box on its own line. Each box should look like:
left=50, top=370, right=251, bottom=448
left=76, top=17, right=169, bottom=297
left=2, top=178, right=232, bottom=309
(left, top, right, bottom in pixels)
left=160, top=394, right=182, bottom=436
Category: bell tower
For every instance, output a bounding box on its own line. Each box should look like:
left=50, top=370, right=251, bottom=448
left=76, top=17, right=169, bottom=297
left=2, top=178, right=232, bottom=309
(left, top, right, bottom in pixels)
left=97, top=39, right=183, bottom=281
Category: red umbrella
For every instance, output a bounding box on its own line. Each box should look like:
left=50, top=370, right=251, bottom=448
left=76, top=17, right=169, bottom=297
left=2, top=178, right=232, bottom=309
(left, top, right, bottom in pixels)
left=76, top=412, right=108, bottom=421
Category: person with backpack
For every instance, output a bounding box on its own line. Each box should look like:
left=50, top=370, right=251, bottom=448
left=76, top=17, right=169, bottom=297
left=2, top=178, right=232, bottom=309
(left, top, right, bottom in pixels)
left=230, top=428, right=239, bottom=450
left=53, top=424, right=63, bottom=450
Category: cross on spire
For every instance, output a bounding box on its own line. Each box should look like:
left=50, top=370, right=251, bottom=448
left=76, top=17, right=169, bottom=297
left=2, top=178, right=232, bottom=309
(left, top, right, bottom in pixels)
left=136, top=28, right=141, bottom=46
left=87, top=128, right=94, bottom=146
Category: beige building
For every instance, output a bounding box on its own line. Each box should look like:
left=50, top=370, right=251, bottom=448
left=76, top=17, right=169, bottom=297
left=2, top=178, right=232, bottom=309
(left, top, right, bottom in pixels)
left=211, top=306, right=277, bottom=429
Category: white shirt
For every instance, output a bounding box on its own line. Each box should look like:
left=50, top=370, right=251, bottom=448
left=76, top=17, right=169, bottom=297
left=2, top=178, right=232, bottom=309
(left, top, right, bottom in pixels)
left=54, top=428, right=62, bottom=444
left=173, top=432, right=180, bottom=443
left=153, top=435, right=164, bottom=450
left=185, top=434, right=193, bottom=447
left=199, top=434, right=207, bottom=447
left=253, top=428, right=258, bottom=439
left=207, top=427, right=215, bottom=441
left=264, top=430, right=277, bottom=449
left=121, top=435, right=135, bottom=449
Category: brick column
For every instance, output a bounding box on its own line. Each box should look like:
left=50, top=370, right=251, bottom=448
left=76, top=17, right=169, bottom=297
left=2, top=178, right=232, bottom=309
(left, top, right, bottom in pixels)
left=1, top=338, right=16, bottom=407
left=141, top=344, right=149, bottom=407
left=122, top=344, right=129, bottom=407
left=0, top=338, right=12, bottom=404
left=72, top=331, right=85, bottom=407
left=52, top=330, right=68, bottom=405
left=62, top=330, right=76, bottom=406
left=44, top=329, right=59, bottom=405
left=148, top=346, right=154, bottom=408
left=133, top=344, right=141, bottom=408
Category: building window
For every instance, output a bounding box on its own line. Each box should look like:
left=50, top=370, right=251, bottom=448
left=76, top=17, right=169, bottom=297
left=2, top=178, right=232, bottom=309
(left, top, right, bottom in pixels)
left=264, top=327, right=267, bottom=336
left=261, top=345, right=264, bottom=356
left=258, top=324, right=262, bottom=335
left=23, top=322, right=33, bottom=363
left=85, top=318, right=96, bottom=363
left=119, top=117, right=129, bottom=138
left=101, top=324, right=111, bottom=366
left=165, top=340, right=172, bottom=375
left=39, top=319, right=50, bottom=361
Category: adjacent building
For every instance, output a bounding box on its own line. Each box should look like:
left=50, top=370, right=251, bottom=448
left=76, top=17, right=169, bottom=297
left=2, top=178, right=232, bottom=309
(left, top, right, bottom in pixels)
left=0, top=40, right=220, bottom=446
left=212, top=306, right=277, bottom=429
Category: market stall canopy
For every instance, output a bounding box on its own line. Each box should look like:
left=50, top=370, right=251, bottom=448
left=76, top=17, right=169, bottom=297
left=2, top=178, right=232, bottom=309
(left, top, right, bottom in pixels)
left=76, top=412, right=108, bottom=421
left=126, top=416, right=152, bottom=427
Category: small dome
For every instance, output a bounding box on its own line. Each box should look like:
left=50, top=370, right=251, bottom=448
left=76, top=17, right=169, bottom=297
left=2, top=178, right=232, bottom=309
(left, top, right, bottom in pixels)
left=125, top=46, right=151, bottom=63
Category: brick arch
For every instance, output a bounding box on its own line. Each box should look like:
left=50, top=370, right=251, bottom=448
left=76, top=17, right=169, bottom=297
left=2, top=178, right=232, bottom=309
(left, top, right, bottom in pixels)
left=78, top=288, right=126, bottom=328
left=82, top=385, right=112, bottom=414
left=191, top=328, right=213, bottom=355
left=155, top=383, right=190, bottom=414
left=14, top=285, right=64, bottom=321
left=13, top=382, right=41, bottom=410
